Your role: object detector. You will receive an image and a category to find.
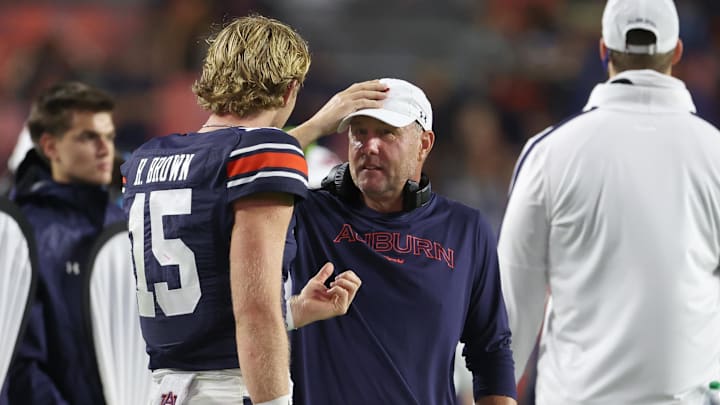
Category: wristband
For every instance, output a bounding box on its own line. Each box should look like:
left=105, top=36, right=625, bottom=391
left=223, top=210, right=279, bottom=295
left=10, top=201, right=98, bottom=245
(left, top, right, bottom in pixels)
left=255, top=394, right=291, bottom=405
left=285, top=297, right=296, bottom=331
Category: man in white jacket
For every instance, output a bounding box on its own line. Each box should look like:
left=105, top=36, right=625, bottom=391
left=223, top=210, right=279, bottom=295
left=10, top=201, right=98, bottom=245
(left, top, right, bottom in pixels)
left=498, top=0, right=720, bottom=404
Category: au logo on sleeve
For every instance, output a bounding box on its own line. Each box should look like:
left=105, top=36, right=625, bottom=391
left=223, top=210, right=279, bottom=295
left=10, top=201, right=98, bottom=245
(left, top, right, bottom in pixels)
left=160, top=392, right=177, bottom=405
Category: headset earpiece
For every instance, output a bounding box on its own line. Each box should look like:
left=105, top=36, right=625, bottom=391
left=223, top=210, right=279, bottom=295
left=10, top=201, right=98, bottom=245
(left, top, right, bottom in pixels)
left=402, top=173, right=431, bottom=211
left=320, top=162, right=358, bottom=201
left=321, top=162, right=432, bottom=211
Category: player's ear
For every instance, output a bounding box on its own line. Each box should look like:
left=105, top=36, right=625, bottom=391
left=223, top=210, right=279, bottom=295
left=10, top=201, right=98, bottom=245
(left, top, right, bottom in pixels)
left=39, top=132, right=58, bottom=161
left=282, top=80, right=299, bottom=106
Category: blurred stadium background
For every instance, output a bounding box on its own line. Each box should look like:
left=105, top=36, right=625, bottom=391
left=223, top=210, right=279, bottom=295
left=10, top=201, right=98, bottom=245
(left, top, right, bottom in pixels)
left=0, top=1, right=717, bottom=403
left=1, top=0, right=718, bottom=232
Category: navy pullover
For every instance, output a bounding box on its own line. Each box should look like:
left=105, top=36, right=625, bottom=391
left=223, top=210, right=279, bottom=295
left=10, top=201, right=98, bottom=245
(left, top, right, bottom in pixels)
left=287, top=189, right=516, bottom=404
left=3, top=155, right=123, bottom=405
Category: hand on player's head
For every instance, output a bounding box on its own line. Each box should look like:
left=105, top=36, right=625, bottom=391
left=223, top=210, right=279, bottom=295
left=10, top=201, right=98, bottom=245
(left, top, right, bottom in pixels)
left=307, top=80, right=389, bottom=137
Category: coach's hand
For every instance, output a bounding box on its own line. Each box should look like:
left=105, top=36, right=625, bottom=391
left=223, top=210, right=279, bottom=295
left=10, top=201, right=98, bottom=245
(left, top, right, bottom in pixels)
left=289, top=80, right=387, bottom=148
left=289, top=262, right=362, bottom=329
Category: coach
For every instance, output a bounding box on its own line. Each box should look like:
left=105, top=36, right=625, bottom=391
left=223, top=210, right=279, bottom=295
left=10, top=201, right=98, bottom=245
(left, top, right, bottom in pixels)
left=286, top=78, right=517, bottom=405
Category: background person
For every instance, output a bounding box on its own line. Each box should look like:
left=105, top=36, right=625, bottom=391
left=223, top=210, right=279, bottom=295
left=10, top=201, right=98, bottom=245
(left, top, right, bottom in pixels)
left=2, top=81, right=122, bottom=405
left=498, top=1, right=720, bottom=403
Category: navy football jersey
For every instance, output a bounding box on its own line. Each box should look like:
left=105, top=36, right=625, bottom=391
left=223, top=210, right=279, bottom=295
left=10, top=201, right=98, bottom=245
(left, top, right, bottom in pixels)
left=120, top=127, right=308, bottom=371
left=287, top=190, right=516, bottom=404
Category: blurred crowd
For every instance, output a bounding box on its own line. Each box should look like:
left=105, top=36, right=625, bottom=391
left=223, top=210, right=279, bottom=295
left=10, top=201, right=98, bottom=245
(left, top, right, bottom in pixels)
left=1, top=0, right=719, bottom=232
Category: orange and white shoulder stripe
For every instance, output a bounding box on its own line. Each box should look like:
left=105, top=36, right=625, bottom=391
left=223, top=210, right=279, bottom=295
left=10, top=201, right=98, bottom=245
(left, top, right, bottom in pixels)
left=226, top=142, right=308, bottom=188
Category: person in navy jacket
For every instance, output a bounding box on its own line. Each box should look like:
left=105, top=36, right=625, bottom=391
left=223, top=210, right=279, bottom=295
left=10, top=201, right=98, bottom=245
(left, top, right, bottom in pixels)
left=1, top=81, right=123, bottom=405
left=286, top=78, right=517, bottom=405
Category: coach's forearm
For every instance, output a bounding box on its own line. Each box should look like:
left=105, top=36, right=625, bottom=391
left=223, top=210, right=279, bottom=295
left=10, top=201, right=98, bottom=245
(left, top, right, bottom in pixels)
left=287, top=294, right=314, bottom=330
left=288, top=121, right=322, bottom=149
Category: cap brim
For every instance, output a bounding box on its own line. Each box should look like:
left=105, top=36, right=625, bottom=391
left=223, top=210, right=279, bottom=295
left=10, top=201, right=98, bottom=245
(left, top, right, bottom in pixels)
left=337, top=109, right=416, bottom=132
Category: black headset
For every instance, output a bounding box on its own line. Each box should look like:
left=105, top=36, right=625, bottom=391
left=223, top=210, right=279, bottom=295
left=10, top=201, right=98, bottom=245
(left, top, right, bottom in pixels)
left=320, top=162, right=432, bottom=212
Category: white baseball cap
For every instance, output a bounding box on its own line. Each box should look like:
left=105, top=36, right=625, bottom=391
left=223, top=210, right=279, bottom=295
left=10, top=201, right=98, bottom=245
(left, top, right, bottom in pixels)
left=337, top=78, right=433, bottom=132
left=602, top=0, right=679, bottom=54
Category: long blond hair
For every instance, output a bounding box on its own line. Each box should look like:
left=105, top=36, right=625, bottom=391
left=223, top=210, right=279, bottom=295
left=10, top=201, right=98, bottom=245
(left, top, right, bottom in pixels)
left=193, top=15, right=311, bottom=117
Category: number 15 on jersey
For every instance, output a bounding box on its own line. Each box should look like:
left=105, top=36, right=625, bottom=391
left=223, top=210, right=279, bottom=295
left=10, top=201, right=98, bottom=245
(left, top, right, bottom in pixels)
left=128, top=188, right=201, bottom=318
